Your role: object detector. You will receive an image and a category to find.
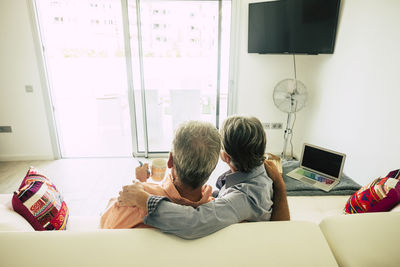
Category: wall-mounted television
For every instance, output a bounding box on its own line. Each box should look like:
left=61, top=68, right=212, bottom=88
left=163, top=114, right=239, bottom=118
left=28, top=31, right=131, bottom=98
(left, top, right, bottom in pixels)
left=248, top=0, right=341, bottom=54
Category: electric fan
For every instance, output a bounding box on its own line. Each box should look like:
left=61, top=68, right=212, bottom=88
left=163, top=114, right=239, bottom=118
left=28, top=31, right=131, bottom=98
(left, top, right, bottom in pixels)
left=273, top=78, right=308, bottom=160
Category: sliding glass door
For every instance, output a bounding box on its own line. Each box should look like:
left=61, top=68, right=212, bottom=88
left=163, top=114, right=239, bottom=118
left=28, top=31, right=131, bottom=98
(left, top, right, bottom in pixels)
left=126, top=0, right=231, bottom=155
left=34, top=0, right=133, bottom=157
left=33, top=0, right=231, bottom=157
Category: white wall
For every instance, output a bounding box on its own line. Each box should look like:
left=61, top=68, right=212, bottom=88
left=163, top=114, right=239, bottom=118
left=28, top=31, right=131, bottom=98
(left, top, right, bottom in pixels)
left=297, top=0, right=400, bottom=185
left=234, top=0, right=308, bottom=155
left=235, top=0, right=400, bottom=185
left=0, top=0, right=53, bottom=160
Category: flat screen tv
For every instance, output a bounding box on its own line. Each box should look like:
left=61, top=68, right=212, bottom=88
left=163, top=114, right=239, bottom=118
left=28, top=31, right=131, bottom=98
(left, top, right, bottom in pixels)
left=248, top=0, right=341, bottom=54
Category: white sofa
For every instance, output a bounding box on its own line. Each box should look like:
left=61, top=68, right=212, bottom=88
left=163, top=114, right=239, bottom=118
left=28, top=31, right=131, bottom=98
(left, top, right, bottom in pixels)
left=1, top=194, right=399, bottom=267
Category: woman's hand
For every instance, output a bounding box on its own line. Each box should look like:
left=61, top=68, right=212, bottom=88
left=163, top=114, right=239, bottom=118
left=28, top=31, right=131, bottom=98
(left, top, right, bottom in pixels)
left=264, top=160, right=284, bottom=186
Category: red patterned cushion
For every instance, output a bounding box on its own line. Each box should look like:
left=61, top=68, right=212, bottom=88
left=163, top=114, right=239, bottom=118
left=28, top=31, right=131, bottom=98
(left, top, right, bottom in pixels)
left=345, top=169, right=400, bottom=214
left=12, top=167, right=69, bottom=230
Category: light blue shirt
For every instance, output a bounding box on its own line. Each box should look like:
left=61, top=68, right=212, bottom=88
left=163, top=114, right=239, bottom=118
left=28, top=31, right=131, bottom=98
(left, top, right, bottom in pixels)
left=143, top=164, right=273, bottom=239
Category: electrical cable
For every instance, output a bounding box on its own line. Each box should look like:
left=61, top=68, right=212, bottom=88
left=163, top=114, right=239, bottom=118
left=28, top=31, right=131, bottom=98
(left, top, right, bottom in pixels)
left=290, top=54, right=297, bottom=159
left=290, top=110, right=297, bottom=159
left=282, top=54, right=300, bottom=159
left=293, top=54, right=297, bottom=80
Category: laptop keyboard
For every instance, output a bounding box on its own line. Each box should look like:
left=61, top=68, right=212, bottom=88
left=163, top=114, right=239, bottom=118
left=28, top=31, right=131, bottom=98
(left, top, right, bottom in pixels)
left=295, top=169, right=335, bottom=185
left=300, top=177, right=316, bottom=185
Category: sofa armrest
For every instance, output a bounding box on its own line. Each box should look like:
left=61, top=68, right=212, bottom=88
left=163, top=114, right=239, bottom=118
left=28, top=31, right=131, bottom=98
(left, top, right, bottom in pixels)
left=320, top=212, right=400, bottom=267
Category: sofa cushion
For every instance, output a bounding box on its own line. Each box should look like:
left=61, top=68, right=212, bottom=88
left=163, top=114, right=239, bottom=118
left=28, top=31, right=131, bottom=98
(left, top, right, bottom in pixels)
left=0, top=200, right=34, bottom=231
left=12, top=167, right=69, bottom=231
left=288, top=195, right=349, bottom=224
left=392, top=203, right=400, bottom=212
left=67, top=216, right=100, bottom=230
left=344, top=169, right=400, bottom=214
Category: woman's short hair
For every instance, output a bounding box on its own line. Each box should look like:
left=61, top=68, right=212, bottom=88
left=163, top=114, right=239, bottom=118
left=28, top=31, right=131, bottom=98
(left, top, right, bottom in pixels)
left=172, top=121, right=221, bottom=189
left=221, top=115, right=266, bottom=172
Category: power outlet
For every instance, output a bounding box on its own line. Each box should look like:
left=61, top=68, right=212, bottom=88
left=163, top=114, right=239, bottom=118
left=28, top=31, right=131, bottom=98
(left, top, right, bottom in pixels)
left=271, top=123, right=283, bottom=129
left=262, top=122, right=271, bottom=129
left=25, top=85, right=34, bottom=93
left=0, top=126, right=12, bottom=133
left=263, top=122, right=283, bottom=130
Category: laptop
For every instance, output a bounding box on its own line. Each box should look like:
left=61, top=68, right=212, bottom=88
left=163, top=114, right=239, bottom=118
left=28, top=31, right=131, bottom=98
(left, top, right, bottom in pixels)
left=287, top=143, right=346, bottom=192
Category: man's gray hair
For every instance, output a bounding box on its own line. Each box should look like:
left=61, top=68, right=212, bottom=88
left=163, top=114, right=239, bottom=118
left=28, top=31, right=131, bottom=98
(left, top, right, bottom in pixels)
left=172, top=121, right=221, bottom=189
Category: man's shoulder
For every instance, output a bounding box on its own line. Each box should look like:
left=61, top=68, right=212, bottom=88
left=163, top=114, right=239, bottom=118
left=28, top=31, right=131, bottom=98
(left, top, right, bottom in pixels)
left=142, top=182, right=167, bottom=196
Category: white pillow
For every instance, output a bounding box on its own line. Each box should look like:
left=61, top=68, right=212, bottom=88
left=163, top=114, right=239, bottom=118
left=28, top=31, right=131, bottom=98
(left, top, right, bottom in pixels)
left=0, top=201, right=34, bottom=231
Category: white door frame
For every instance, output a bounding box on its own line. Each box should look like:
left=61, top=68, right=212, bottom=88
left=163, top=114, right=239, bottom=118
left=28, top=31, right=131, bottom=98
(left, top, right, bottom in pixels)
left=27, top=0, right=61, bottom=159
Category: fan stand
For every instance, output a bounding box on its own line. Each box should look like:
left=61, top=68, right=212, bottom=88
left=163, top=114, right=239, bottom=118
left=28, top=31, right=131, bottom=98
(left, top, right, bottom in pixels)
left=282, top=113, right=294, bottom=160
left=281, top=97, right=297, bottom=160
left=281, top=55, right=299, bottom=160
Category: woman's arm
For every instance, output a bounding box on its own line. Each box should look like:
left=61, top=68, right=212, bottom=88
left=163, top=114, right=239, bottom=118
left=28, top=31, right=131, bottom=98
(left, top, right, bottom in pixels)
left=264, top=160, right=290, bottom=221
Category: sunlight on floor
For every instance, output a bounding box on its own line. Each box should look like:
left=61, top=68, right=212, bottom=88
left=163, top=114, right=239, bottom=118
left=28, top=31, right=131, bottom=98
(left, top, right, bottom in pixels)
left=0, top=158, right=229, bottom=216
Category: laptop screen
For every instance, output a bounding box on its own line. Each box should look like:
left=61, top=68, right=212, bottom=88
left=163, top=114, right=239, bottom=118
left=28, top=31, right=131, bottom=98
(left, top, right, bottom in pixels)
left=301, top=144, right=344, bottom=178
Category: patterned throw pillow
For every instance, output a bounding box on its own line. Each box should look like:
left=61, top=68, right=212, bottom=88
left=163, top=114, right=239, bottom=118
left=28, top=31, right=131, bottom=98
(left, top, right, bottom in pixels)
left=345, top=169, right=400, bottom=214
left=12, top=167, right=69, bottom=230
